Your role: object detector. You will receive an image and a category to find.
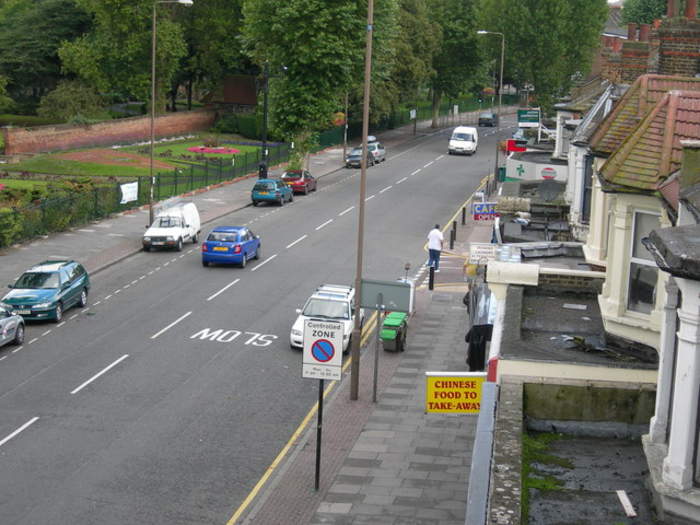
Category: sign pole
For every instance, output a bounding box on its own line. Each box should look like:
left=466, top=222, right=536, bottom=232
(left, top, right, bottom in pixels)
left=315, top=378, right=324, bottom=491
left=373, top=293, right=383, bottom=403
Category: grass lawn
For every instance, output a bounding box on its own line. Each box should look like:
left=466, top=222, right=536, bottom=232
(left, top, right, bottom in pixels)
left=127, top=138, right=261, bottom=160
left=3, top=154, right=172, bottom=178
left=0, top=178, right=49, bottom=190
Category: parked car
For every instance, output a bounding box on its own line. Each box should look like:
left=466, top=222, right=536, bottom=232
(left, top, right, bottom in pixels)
left=281, top=170, right=317, bottom=194
left=251, top=179, right=293, bottom=206
left=143, top=202, right=201, bottom=252
left=448, top=126, right=479, bottom=155
left=1, top=260, right=90, bottom=322
left=0, top=306, right=24, bottom=348
left=290, top=284, right=365, bottom=354
left=345, top=147, right=376, bottom=168
left=367, top=141, right=386, bottom=163
left=478, top=112, right=498, bottom=127
left=201, top=226, right=261, bottom=268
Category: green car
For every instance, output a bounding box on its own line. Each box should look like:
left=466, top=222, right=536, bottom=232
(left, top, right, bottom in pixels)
left=1, top=260, right=90, bottom=322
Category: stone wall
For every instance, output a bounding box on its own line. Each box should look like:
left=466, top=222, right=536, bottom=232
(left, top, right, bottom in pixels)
left=2, top=109, right=218, bottom=154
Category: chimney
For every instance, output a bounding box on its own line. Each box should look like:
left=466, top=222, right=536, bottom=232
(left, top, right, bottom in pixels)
left=656, top=15, right=700, bottom=76
left=612, top=37, right=623, bottom=52
left=628, top=23, right=638, bottom=40
left=686, top=0, right=697, bottom=19
left=668, top=0, right=677, bottom=18
left=639, top=23, right=651, bottom=41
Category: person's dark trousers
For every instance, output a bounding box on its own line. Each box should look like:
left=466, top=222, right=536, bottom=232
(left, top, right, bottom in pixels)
left=428, top=249, right=441, bottom=270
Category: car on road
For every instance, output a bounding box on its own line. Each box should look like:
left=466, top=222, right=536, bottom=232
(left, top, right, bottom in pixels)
left=251, top=179, right=293, bottom=206
left=0, top=306, right=24, bottom=348
left=1, top=260, right=90, bottom=322
left=478, top=111, right=498, bottom=127
left=201, top=226, right=261, bottom=268
left=281, top=170, right=317, bottom=194
left=448, top=126, right=479, bottom=155
left=345, top=147, right=376, bottom=168
left=290, top=284, right=365, bottom=354
left=367, top=140, right=386, bottom=163
left=143, top=201, right=201, bottom=252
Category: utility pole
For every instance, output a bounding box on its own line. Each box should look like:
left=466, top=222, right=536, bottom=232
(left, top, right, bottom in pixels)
left=259, top=61, right=269, bottom=179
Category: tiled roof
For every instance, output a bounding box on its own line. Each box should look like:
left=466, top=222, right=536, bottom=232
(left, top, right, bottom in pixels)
left=571, top=83, right=627, bottom=146
left=600, top=90, right=700, bottom=193
left=555, top=76, right=610, bottom=113
left=590, top=75, right=700, bottom=157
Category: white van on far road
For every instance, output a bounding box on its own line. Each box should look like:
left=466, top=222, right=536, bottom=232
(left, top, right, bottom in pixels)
left=448, top=126, right=478, bottom=156
left=143, top=201, right=201, bottom=252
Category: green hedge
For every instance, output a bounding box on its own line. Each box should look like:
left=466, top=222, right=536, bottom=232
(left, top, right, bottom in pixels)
left=0, top=114, right=63, bottom=127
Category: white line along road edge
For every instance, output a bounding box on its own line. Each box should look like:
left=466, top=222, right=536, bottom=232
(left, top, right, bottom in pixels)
left=0, top=417, right=39, bottom=448
left=207, top=278, right=241, bottom=302
left=70, top=354, right=130, bottom=395
left=151, top=311, right=192, bottom=340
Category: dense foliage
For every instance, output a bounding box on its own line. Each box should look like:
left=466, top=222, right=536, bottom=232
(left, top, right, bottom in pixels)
left=621, top=0, right=666, bottom=24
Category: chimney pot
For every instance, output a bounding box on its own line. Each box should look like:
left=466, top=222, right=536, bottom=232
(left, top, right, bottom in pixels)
left=639, top=23, right=651, bottom=41
left=686, top=0, right=698, bottom=18
left=627, top=23, right=638, bottom=40
left=668, top=0, right=677, bottom=18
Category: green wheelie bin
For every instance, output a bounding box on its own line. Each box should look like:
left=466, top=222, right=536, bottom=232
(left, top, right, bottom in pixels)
left=380, top=312, right=408, bottom=352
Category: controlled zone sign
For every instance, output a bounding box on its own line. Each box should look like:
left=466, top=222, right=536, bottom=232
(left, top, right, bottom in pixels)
left=425, top=372, right=486, bottom=414
left=302, top=319, right=344, bottom=381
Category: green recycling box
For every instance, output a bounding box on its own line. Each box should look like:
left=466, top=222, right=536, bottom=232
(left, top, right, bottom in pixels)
left=380, top=312, right=408, bottom=352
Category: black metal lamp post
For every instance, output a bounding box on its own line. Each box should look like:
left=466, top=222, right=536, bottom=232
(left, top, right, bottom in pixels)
left=259, top=61, right=270, bottom=179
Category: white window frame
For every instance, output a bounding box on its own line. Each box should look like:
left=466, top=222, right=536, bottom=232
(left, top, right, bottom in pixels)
left=625, top=210, right=661, bottom=315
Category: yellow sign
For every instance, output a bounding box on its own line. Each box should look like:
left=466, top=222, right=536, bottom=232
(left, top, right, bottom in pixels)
left=425, top=372, right=486, bottom=414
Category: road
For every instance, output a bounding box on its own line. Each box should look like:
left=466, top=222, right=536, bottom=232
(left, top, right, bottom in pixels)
left=0, top=123, right=511, bottom=524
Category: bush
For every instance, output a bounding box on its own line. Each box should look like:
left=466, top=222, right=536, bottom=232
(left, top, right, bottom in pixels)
left=213, top=114, right=239, bottom=134
left=38, top=80, right=109, bottom=122
left=0, top=207, right=22, bottom=248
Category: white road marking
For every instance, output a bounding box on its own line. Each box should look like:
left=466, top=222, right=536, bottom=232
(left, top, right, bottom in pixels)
left=70, top=354, right=129, bottom=395
left=315, top=219, right=333, bottom=231
left=286, top=235, right=308, bottom=249
left=57, top=322, right=66, bottom=328
left=436, top=154, right=445, bottom=160
left=11, top=346, right=23, bottom=353
left=93, top=301, right=101, bottom=306
left=148, top=271, right=154, bottom=276
left=616, top=490, right=637, bottom=517
left=187, top=249, right=195, bottom=254
left=170, top=258, right=177, bottom=262
left=0, top=355, right=6, bottom=362
left=69, top=314, right=79, bottom=320
left=251, top=254, right=278, bottom=272
left=139, top=275, right=146, bottom=280
left=82, top=308, right=90, bottom=314
left=365, top=195, right=375, bottom=201
left=155, top=267, right=161, bottom=271
left=423, top=161, right=434, bottom=168
left=410, top=169, right=421, bottom=176
left=108, top=233, right=125, bottom=237
left=164, top=262, right=170, bottom=266
left=104, top=295, right=112, bottom=300
left=396, top=177, right=407, bottom=184
left=131, top=280, right=138, bottom=285
left=28, top=338, right=37, bottom=345
left=207, top=278, right=241, bottom=302
left=151, top=311, right=192, bottom=340
left=0, top=417, right=39, bottom=448
left=114, top=289, right=122, bottom=294
left=379, top=186, right=392, bottom=194
left=78, top=229, right=95, bottom=233
left=123, top=284, right=130, bottom=289
left=339, top=206, right=355, bottom=216
left=179, top=255, right=185, bottom=259
left=41, top=330, right=51, bottom=337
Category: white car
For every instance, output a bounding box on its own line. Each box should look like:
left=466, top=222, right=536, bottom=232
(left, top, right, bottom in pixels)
left=143, top=201, right=201, bottom=252
left=290, top=284, right=365, bottom=354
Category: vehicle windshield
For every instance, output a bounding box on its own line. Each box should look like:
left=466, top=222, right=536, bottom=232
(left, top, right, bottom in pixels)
left=254, top=183, right=275, bottom=191
left=283, top=172, right=302, bottom=180
left=479, top=113, right=493, bottom=118
left=452, top=133, right=474, bottom=141
left=14, top=272, right=60, bottom=289
left=154, top=216, right=182, bottom=228
left=349, top=148, right=362, bottom=156
left=208, top=232, right=238, bottom=243
left=302, top=298, right=350, bottom=320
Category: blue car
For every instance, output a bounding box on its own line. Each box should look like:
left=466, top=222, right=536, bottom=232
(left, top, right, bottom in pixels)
left=1, top=260, right=90, bottom=322
left=201, top=226, right=261, bottom=268
left=251, top=178, right=293, bottom=206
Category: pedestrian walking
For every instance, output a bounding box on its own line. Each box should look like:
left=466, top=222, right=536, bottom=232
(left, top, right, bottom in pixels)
left=427, top=224, right=443, bottom=272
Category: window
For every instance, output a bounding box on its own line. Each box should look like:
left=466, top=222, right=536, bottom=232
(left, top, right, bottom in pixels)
left=627, top=212, right=660, bottom=314
left=581, top=154, right=593, bottom=224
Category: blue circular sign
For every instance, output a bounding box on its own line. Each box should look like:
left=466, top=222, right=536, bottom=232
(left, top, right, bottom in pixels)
left=311, top=339, right=335, bottom=363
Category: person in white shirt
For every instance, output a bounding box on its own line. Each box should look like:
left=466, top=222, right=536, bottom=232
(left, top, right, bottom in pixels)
left=427, top=224, right=444, bottom=272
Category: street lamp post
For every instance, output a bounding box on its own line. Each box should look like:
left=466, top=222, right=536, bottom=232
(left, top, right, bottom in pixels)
left=477, top=30, right=505, bottom=190
left=259, top=61, right=270, bottom=179
left=149, top=0, right=193, bottom=225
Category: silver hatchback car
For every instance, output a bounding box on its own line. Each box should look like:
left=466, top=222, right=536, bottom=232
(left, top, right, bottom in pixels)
left=0, top=305, right=25, bottom=348
left=367, top=139, right=386, bottom=163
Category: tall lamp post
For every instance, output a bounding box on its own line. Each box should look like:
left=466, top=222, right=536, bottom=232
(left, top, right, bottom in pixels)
left=149, top=0, right=194, bottom=225
left=259, top=61, right=270, bottom=179
left=477, top=30, right=505, bottom=189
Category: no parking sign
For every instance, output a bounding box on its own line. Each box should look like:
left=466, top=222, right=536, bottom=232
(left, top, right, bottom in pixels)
left=302, top=320, right=343, bottom=381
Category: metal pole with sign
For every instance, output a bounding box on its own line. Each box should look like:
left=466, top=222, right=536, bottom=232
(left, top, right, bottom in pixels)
left=302, top=319, right=343, bottom=490
left=373, top=293, right=383, bottom=403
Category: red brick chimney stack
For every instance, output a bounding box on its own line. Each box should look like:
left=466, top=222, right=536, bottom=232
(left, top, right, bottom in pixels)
left=686, top=0, right=697, bottom=19
left=628, top=23, right=639, bottom=40
left=667, top=0, right=676, bottom=18
left=639, top=23, right=651, bottom=41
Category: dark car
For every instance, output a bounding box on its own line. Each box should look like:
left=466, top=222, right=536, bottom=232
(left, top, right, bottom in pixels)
left=1, top=260, right=90, bottom=322
left=478, top=112, right=498, bottom=127
left=345, top=147, right=376, bottom=169
left=281, top=170, right=317, bottom=194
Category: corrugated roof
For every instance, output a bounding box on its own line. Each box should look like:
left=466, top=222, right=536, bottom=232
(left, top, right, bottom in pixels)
left=590, top=75, right=700, bottom=157
left=600, top=90, right=700, bottom=193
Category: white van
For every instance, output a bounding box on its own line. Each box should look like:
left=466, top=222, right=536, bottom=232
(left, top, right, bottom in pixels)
left=143, top=202, right=201, bottom=252
left=448, top=126, right=478, bottom=155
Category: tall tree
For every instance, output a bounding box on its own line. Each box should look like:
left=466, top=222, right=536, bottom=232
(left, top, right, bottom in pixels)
left=621, top=0, right=666, bottom=24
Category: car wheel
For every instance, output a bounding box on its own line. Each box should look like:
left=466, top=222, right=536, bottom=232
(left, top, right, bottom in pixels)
left=54, top=303, right=63, bottom=323
left=279, top=197, right=284, bottom=206
left=192, top=232, right=198, bottom=244
left=176, top=238, right=183, bottom=251
left=240, top=253, right=247, bottom=268
left=343, top=336, right=352, bottom=355
left=78, top=288, right=88, bottom=308
left=13, top=323, right=24, bottom=345
left=254, top=245, right=261, bottom=260
left=143, top=245, right=151, bottom=252
left=252, top=200, right=258, bottom=207
left=303, top=186, right=308, bottom=195
left=289, top=193, right=293, bottom=202
left=202, top=260, right=209, bottom=267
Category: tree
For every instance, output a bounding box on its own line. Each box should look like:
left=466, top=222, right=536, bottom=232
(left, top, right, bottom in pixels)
left=37, top=80, right=107, bottom=122
left=0, top=75, right=15, bottom=113
left=59, top=0, right=188, bottom=112
left=621, top=0, right=666, bottom=24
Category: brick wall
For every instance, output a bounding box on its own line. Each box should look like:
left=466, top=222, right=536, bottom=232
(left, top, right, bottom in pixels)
left=537, top=272, right=604, bottom=295
left=621, top=40, right=651, bottom=83
left=2, top=109, right=218, bottom=154
left=657, top=18, right=700, bottom=76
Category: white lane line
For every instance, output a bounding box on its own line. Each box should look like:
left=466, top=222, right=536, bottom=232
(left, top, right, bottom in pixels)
left=396, top=177, right=407, bottom=184
left=82, top=308, right=90, bottom=314
left=78, top=229, right=95, bottom=233
left=11, top=346, right=23, bottom=354
left=207, top=278, right=240, bottom=302
left=41, top=330, right=51, bottom=337
left=93, top=301, right=101, bottom=306
left=286, top=235, right=308, bottom=249
left=155, top=267, right=161, bottom=271
left=315, top=219, right=333, bottom=231
left=123, top=284, right=130, bottom=289
left=251, top=254, right=278, bottom=272
left=0, top=355, right=6, bottom=362
left=69, top=314, right=79, bottom=320
left=187, top=249, right=195, bottom=254
left=104, top=295, right=112, bottom=300
left=108, top=233, right=125, bottom=237
left=365, top=195, right=375, bottom=202
left=131, top=280, right=138, bottom=285
left=436, top=154, right=445, bottom=160
left=28, top=338, right=37, bottom=345
left=56, top=322, right=66, bottom=328
left=339, top=206, right=355, bottom=216
left=170, top=258, right=177, bottom=262
left=0, top=417, right=39, bottom=448
left=179, top=255, right=185, bottom=259
left=379, top=186, right=392, bottom=194
left=163, top=262, right=170, bottom=267
left=114, top=289, right=122, bottom=294
left=150, top=311, right=192, bottom=340
left=410, top=169, right=421, bottom=176
left=423, top=161, right=434, bottom=168
left=70, top=354, right=129, bottom=395
left=139, top=275, right=146, bottom=280
left=148, top=271, right=154, bottom=276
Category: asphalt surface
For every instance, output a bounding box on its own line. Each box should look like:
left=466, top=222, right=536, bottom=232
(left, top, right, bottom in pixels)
left=0, top=116, right=515, bottom=524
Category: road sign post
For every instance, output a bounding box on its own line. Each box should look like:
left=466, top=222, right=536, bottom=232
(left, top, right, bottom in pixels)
left=302, top=319, right=343, bottom=490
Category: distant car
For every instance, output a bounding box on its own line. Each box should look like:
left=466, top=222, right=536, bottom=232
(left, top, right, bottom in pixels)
left=201, top=226, right=261, bottom=268
left=367, top=141, right=386, bottom=163
left=251, top=179, right=293, bottom=206
left=1, top=260, right=90, bottom=322
left=478, top=112, right=498, bottom=127
left=345, top=147, right=376, bottom=168
left=281, top=170, right=317, bottom=194
left=0, top=306, right=24, bottom=348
